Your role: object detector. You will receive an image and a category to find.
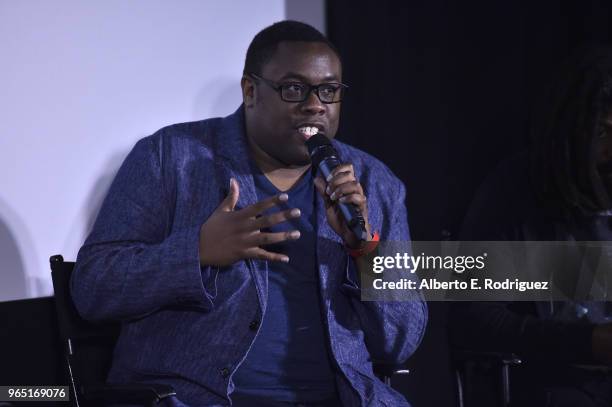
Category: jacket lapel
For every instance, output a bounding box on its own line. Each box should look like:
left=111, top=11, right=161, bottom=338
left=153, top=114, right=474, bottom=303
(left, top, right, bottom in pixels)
left=214, top=105, right=258, bottom=210
left=315, top=188, right=346, bottom=297
left=214, top=106, right=268, bottom=310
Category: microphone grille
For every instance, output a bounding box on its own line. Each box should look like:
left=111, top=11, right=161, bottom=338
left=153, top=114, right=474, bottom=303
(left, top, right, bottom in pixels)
left=305, top=134, right=337, bottom=170
left=305, top=133, right=332, bottom=154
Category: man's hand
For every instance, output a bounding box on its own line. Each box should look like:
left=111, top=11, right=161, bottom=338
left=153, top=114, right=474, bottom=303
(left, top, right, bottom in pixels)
left=592, top=323, right=612, bottom=365
left=313, top=163, right=372, bottom=249
left=199, top=178, right=301, bottom=266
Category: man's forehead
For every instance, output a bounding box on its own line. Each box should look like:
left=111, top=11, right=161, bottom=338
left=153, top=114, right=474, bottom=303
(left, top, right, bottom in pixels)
left=262, top=41, right=341, bottom=80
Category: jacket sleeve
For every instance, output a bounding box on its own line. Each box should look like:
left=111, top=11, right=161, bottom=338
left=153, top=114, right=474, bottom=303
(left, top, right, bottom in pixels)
left=71, top=136, right=216, bottom=322
left=342, top=179, right=428, bottom=364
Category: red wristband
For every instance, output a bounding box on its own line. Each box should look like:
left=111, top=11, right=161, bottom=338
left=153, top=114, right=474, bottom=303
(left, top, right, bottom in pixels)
left=348, top=232, right=380, bottom=258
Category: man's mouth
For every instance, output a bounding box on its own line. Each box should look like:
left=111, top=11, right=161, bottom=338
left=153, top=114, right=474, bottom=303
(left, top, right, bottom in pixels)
left=297, top=125, right=320, bottom=140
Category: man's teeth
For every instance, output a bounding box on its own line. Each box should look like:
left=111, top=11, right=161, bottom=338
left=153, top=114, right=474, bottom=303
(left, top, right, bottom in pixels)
left=298, top=126, right=319, bottom=136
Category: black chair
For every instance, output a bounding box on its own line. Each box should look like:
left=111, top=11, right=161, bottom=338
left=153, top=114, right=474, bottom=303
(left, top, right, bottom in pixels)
left=50, top=255, right=176, bottom=407
left=452, top=350, right=522, bottom=407
left=453, top=348, right=612, bottom=407
left=373, top=363, right=410, bottom=386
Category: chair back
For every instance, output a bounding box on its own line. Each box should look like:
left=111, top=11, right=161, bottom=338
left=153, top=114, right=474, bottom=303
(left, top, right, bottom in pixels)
left=50, top=254, right=120, bottom=405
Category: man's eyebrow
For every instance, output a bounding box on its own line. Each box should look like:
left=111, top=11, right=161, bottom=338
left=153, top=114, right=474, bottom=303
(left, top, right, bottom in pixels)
left=278, top=72, right=340, bottom=82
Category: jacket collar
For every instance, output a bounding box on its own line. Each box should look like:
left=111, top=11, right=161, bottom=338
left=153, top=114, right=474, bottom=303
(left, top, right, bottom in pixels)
left=214, top=105, right=258, bottom=211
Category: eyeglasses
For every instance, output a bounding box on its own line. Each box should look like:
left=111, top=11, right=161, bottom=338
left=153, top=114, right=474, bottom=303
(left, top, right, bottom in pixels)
left=249, top=73, right=348, bottom=104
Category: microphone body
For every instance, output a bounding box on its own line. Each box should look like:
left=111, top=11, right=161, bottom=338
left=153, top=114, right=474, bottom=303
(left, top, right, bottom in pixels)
left=306, top=134, right=369, bottom=242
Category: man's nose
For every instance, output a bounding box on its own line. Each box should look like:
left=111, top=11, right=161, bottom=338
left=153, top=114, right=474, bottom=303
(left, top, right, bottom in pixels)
left=301, top=89, right=326, bottom=114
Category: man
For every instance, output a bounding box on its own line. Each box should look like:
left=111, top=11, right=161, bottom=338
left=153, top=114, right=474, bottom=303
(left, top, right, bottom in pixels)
left=71, top=21, right=427, bottom=407
left=450, top=45, right=612, bottom=406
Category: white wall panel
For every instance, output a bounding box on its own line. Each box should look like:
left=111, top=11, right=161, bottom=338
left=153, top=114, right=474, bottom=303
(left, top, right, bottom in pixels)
left=0, top=0, right=327, bottom=301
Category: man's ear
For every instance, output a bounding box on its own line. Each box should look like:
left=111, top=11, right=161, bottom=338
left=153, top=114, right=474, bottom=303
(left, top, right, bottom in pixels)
left=241, top=75, right=256, bottom=107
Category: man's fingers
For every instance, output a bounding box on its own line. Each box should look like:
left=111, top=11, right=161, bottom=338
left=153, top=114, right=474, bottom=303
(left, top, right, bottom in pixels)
left=220, top=178, right=240, bottom=212
left=327, top=163, right=354, bottom=181
left=329, top=181, right=363, bottom=201
left=338, top=193, right=367, bottom=206
left=246, top=247, right=290, bottom=263
left=250, top=208, right=301, bottom=230
left=239, top=192, right=289, bottom=218
left=326, top=172, right=357, bottom=195
left=246, top=229, right=301, bottom=247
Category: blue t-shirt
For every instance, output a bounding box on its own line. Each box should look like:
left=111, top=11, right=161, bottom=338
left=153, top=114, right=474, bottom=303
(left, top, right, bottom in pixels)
left=231, top=168, right=337, bottom=402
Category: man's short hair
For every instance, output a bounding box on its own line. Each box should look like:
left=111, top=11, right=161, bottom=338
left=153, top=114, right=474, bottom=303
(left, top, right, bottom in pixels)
left=243, top=20, right=341, bottom=76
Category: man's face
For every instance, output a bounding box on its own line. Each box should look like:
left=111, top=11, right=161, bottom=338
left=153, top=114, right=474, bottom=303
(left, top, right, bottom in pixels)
left=242, top=41, right=342, bottom=166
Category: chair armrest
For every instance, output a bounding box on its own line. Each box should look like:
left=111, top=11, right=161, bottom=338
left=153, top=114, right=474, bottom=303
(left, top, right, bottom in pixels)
left=82, top=383, right=176, bottom=405
left=452, top=350, right=522, bottom=367
left=570, top=364, right=612, bottom=373
left=373, top=363, right=410, bottom=378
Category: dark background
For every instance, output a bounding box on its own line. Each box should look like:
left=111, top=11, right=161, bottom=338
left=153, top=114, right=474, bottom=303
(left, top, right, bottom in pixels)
left=327, top=1, right=612, bottom=406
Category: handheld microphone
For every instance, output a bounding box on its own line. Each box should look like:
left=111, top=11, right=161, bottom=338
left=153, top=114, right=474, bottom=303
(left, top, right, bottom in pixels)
left=306, top=133, right=369, bottom=242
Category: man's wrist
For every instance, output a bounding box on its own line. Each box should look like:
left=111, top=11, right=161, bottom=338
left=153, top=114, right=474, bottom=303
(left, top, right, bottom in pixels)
left=347, top=231, right=380, bottom=258
left=344, top=222, right=372, bottom=248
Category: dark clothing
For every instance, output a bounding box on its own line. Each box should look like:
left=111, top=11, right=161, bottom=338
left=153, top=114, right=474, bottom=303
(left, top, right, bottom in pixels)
left=450, top=152, right=612, bottom=406
left=232, top=166, right=337, bottom=402
left=230, top=392, right=342, bottom=407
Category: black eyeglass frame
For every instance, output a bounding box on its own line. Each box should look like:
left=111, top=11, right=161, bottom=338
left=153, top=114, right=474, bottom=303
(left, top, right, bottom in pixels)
left=248, top=73, right=348, bottom=104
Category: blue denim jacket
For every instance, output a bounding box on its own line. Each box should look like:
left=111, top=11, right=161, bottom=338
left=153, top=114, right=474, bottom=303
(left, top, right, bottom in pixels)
left=71, top=106, right=427, bottom=407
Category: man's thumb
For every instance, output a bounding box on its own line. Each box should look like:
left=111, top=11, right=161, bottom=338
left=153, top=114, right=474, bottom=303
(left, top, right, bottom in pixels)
left=221, top=178, right=239, bottom=211
left=313, top=176, right=327, bottom=197
left=314, top=176, right=333, bottom=207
